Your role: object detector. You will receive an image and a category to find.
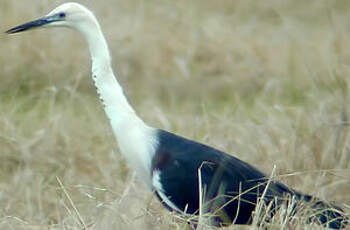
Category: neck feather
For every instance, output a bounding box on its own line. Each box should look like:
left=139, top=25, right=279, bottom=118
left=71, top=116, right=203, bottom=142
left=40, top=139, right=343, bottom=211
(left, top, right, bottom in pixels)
left=80, top=20, right=140, bottom=129
left=77, top=17, right=157, bottom=186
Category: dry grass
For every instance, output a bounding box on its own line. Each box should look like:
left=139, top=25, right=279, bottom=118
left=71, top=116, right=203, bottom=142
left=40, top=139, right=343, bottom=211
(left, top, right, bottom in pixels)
left=1, top=0, right=350, bottom=229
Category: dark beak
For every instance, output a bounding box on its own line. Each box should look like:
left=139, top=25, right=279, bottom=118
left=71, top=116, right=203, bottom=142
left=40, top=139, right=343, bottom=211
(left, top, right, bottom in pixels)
left=6, top=15, right=61, bottom=34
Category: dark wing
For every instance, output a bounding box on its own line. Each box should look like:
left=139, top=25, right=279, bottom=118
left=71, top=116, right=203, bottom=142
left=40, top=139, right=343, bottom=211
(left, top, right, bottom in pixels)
left=152, top=130, right=293, bottom=225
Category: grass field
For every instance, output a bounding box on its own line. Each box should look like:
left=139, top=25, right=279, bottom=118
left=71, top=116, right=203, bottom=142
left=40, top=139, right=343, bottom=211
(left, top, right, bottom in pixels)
left=1, top=0, right=350, bottom=229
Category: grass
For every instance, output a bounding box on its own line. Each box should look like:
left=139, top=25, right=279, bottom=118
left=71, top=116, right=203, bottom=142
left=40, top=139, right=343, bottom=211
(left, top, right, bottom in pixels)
left=0, top=0, right=350, bottom=229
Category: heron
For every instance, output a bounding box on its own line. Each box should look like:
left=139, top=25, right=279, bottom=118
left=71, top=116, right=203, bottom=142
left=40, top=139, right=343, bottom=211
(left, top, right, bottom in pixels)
left=6, top=2, right=348, bottom=229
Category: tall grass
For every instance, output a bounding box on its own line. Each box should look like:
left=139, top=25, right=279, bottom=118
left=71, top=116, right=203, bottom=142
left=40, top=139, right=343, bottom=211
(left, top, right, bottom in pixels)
left=0, top=0, right=349, bottom=229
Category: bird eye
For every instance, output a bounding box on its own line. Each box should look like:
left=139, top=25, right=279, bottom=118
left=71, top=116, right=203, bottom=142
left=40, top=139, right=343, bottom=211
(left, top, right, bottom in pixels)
left=58, top=12, right=66, bottom=18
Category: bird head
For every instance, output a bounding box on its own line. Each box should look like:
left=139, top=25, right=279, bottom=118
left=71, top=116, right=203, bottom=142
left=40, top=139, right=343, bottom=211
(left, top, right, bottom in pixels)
left=6, top=2, right=96, bottom=34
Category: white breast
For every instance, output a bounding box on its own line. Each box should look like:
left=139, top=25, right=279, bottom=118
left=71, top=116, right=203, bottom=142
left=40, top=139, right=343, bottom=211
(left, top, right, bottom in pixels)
left=113, top=118, right=158, bottom=187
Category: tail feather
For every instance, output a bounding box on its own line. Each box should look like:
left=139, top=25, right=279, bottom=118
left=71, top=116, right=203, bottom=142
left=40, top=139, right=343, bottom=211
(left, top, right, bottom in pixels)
left=308, top=199, right=348, bottom=229
left=295, top=192, right=348, bottom=229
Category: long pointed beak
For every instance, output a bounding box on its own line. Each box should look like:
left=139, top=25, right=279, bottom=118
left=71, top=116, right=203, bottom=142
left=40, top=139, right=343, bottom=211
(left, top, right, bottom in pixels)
left=6, top=15, right=61, bottom=34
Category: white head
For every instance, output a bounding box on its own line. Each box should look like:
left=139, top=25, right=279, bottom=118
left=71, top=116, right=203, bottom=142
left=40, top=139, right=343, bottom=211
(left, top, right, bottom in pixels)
left=6, top=2, right=98, bottom=34
left=6, top=2, right=110, bottom=65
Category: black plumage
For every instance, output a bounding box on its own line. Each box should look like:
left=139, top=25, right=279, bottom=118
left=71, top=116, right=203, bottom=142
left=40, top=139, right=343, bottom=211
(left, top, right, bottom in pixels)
left=152, top=130, right=347, bottom=229
left=5, top=3, right=347, bottom=229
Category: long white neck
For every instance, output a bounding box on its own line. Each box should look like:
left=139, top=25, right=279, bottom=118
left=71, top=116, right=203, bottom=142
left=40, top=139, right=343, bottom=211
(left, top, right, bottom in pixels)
left=76, top=15, right=157, bottom=186
left=80, top=20, right=136, bottom=128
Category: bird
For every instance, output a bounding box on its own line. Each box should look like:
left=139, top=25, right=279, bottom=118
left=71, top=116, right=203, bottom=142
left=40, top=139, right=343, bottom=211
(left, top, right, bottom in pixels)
left=6, top=2, right=348, bottom=229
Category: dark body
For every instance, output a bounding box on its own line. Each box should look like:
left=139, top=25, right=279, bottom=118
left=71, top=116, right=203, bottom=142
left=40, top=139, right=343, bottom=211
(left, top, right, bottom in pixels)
left=152, top=130, right=347, bottom=229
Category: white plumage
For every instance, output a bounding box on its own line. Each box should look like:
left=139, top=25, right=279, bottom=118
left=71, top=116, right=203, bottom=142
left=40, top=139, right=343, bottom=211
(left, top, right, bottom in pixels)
left=6, top=3, right=347, bottom=229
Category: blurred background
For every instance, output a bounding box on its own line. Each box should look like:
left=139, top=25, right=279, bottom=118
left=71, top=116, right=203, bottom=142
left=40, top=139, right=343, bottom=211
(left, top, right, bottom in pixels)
left=1, top=0, right=349, bottom=229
